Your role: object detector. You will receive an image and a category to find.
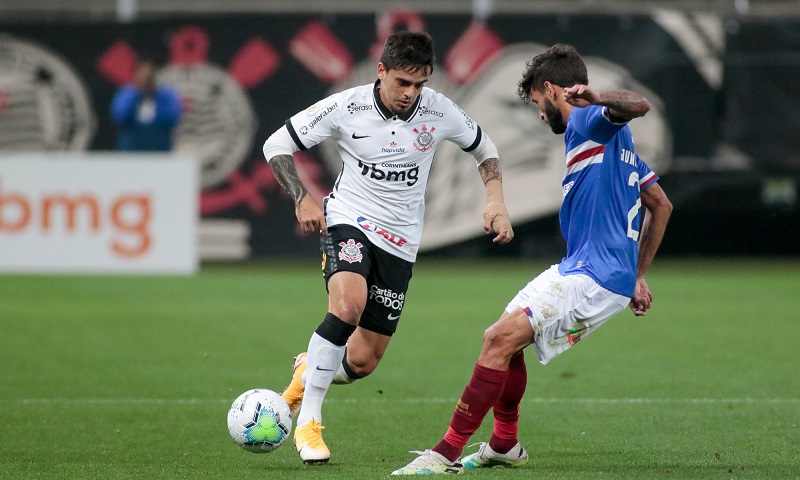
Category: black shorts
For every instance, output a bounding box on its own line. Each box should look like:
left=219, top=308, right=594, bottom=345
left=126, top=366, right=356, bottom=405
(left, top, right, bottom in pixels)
left=321, top=225, right=413, bottom=336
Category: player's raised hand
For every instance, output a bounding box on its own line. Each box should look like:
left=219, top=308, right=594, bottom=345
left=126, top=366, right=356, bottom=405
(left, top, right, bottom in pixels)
left=563, top=84, right=599, bottom=108
left=295, top=196, right=328, bottom=237
left=483, top=201, right=514, bottom=244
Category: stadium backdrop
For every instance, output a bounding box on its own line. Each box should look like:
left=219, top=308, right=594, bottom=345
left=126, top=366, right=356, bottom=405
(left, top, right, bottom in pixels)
left=1, top=11, right=797, bottom=257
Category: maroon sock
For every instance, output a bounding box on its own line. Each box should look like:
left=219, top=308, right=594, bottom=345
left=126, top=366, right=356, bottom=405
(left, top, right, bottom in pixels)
left=489, top=352, right=527, bottom=454
left=433, top=364, right=509, bottom=462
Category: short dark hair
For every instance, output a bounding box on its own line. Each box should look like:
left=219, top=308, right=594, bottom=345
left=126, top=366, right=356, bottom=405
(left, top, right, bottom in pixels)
left=379, top=31, right=435, bottom=75
left=517, top=44, right=588, bottom=103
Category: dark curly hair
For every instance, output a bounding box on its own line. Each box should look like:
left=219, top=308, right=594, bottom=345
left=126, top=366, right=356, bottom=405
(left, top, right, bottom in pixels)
left=517, top=44, right=588, bottom=103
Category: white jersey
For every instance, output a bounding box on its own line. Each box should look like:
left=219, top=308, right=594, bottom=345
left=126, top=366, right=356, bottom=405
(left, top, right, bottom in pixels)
left=284, top=81, right=487, bottom=262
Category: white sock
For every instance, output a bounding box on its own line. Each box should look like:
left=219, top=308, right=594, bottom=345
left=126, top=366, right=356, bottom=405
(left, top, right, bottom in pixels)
left=296, top=333, right=345, bottom=427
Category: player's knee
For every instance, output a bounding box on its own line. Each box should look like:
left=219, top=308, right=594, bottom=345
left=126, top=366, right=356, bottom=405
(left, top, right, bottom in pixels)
left=482, top=325, right=507, bottom=351
left=329, top=301, right=364, bottom=324
left=482, top=321, right=527, bottom=361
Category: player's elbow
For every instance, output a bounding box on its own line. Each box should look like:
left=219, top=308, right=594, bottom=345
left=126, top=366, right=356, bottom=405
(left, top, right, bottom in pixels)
left=631, top=98, right=651, bottom=119
left=642, top=184, right=672, bottom=221
left=654, top=195, right=673, bottom=220
left=640, top=98, right=652, bottom=115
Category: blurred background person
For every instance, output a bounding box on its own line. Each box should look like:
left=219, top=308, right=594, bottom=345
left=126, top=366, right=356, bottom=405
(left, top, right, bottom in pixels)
left=110, top=58, right=182, bottom=151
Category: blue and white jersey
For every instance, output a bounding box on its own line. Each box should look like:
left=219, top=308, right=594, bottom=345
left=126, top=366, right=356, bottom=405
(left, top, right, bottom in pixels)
left=558, top=105, right=659, bottom=298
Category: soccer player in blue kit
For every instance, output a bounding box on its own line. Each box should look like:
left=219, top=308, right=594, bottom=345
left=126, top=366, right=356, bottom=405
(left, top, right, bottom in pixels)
left=393, top=43, right=672, bottom=475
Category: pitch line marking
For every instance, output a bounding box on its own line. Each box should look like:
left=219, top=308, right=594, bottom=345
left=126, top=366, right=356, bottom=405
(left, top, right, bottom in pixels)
left=5, top=397, right=800, bottom=406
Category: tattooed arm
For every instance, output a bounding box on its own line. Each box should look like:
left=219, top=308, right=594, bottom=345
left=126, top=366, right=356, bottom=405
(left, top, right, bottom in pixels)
left=478, top=157, right=513, bottom=244
left=562, top=85, right=651, bottom=121
left=268, top=154, right=328, bottom=236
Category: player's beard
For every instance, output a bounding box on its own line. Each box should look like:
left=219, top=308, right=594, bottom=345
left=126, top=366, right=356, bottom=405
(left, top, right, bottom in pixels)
left=389, top=97, right=413, bottom=115
left=543, top=97, right=567, bottom=134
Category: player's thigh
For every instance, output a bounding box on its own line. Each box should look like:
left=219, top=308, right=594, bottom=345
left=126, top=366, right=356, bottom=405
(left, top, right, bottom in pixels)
left=322, top=225, right=373, bottom=320
left=327, top=272, right=368, bottom=321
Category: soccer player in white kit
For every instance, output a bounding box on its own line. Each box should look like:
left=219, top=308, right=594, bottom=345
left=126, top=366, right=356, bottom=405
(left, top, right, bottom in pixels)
left=392, top=44, right=672, bottom=475
left=262, top=31, right=514, bottom=464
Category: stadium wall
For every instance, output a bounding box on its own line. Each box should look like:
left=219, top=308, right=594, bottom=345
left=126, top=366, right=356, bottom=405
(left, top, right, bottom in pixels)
left=0, top=10, right=797, bottom=258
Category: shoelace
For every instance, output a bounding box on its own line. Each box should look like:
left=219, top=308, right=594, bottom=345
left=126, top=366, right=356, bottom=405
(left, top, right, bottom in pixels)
left=405, top=450, right=444, bottom=466
left=299, top=421, right=326, bottom=448
left=292, top=354, right=306, bottom=371
left=465, top=442, right=489, bottom=457
left=466, top=442, right=486, bottom=451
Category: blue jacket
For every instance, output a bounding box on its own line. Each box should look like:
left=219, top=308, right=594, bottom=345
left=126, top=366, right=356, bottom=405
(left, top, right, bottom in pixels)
left=110, top=85, right=182, bottom=151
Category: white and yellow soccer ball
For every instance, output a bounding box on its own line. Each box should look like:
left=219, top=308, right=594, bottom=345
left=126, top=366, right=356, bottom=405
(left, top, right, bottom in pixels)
left=227, top=389, right=292, bottom=453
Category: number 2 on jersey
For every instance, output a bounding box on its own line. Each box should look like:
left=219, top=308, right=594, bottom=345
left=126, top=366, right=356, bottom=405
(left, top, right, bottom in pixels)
left=627, top=172, right=641, bottom=242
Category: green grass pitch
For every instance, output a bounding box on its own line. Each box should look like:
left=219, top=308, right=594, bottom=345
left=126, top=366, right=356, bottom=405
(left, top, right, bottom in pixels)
left=1, top=258, right=799, bottom=479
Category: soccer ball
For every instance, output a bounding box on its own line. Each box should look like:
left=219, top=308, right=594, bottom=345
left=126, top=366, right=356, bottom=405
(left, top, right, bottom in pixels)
left=227, top=388, right=292, bottom=453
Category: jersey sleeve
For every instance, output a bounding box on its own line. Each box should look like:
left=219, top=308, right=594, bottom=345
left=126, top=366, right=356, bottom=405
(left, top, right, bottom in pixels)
left=569, top=105, right=628, bottom=145
left=637, top=156, right=660, bottom=191
left=284, top=92, right=344, bottom=151
left=443, top=98, right=483, bottom=153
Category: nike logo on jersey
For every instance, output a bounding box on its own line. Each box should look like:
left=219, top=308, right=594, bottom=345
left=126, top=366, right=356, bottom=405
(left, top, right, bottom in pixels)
left=352, top=133, right=370, bottom=139
left=387, top=313, right=400, bottom=321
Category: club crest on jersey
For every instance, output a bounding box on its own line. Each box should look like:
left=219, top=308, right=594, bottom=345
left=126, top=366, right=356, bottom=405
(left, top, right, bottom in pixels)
left=338, top=239, right=364, bottom=263
left=413, top=125, right=436, bottom=152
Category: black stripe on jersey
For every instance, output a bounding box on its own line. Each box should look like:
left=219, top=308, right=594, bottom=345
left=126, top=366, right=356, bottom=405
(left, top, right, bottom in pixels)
left=284, top=119, right=308, bottom=151
left=333, top=164, right=344, bottom=193
left=462, top=125, right=483, bottom=152
left=404, top=95, right=422, bottom=122
left=373, top=80, right=390, bottom=120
